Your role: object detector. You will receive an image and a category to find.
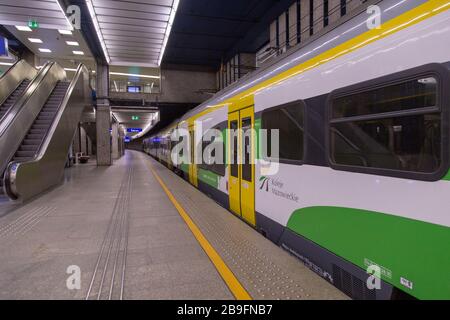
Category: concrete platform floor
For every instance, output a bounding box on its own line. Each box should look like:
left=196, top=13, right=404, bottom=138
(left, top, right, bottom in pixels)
left=0, top=151, right=347, bottom=300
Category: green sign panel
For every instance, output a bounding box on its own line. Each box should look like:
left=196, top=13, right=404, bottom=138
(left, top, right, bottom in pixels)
left=28, top=20, right=39, bottom=30
left=132, top=116, right=140, bottom=121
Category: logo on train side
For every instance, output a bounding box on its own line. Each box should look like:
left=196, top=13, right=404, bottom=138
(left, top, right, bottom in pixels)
left=259, top=176, right=299, bottom=203
left=259, top=176, right=270, bottom=192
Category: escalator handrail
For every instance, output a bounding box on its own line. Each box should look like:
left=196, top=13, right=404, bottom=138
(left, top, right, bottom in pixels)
left=0, top=61, right=54, bottom=138
left=0, top=60, right=37, bottom=111
left=0, top=58, right=22, bottom=80
left=32, top=63, right=89, bottom=161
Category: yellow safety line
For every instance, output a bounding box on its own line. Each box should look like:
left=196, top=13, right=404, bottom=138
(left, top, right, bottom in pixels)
left=148, top=163, right=252, bottom=300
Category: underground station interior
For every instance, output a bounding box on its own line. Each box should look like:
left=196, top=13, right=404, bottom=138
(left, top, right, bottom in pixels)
left=0, top=0, right=449, bottom=308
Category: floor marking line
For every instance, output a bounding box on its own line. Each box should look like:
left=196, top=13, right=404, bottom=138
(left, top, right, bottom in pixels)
left=148, top=162, right=252, bottom=301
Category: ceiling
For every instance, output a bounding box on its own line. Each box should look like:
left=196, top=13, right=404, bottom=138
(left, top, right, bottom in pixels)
left=5, top=26, right=94, bottom=62
left=163, top=0, right=295, bottom=67
left=0, top=0, right=71, bottom=30
left=112, top=108, right=159, bottom=139
left=86, top=0, right=179, bottom=67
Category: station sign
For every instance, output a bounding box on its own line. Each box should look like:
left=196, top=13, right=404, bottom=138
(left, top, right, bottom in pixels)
left=0, top=37, right=8, bottom=57
left=124, top=137, right=131, bottom=143
left=127, top=128, right=143, bottom=133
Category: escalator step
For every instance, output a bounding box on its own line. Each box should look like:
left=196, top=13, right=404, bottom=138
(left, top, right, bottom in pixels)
left=23, top=139, right=41, bottom=145
left=32, top=124, right=49, bottom=130
left=20, top=145, right=38, bottom=152
left=35, top=119, right=52, bottom=124
left=29, top=129, right=46, bottom=134
left=12, top=157, right=33, bottom=162
left=16, top=151, right=35, bottom=158
left=26, top=134, right=45, bottom=140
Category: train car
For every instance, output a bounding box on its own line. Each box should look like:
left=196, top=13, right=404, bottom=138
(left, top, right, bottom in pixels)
left=144, top=0, right=450, bottom=300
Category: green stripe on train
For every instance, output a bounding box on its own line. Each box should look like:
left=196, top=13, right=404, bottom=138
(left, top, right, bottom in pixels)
left=181, top=163, right=189, bottom=173
left=287, top=206, right=450, bottom=300
left=198, top=168, right=219, bottom=189
left=442, top=169, right=450, bottom=181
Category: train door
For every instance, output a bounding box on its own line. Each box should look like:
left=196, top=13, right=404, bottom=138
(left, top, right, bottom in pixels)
left=188, top=125, right=198, bottom=187
left=228, top=106, right=256, bottom=226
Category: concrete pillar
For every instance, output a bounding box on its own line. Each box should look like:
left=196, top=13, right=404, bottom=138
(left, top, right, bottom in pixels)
left=278, top=12, right=287, bottom=52
left=300, top=0, right=311, bottom=43
left=119, top=125, right=126, bottom=157
left=346, top=0, right=363, bottom=14
left=73, top=124, right=81, bottom=154
left=289, top=2, right=299, bottom=46
left=112, top=122, right=120, bottom=160
left=313, top=0, right=324, bottom=34
left=96, top=106, right=112, bottom=165
left=96, top=62, right=112, bottom=166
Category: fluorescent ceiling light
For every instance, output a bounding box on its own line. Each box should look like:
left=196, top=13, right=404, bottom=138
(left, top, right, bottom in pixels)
left=28, top=38, right=43, bottom=43
left=58, top=29, right=72, bottom=35
left=86, top=0, right=110, bottom=64
left=158, top=0, right=180, bottom=66
left=0, top=62, right=14, bottom=66
left=39, top=48, right=52, bottom=53
left=66, top=41, right=79, bottom=46
left=72, top=50, right=84, bottom=55
left=16, top=26, right=32, bottom=32
left=64, top=68, right=77, bottom=72
left=109, top=72, right=160, bottom=79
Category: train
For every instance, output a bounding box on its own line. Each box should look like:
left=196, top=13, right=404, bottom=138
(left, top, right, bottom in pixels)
left=144, top=0, right=450, bottom=300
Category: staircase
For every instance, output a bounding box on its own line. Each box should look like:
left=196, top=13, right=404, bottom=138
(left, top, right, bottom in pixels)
left=0, top=80, right=31, bottom=120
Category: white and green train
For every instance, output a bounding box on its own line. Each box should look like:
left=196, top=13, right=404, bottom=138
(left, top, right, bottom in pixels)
left=144, top=0, right=450, bottom=300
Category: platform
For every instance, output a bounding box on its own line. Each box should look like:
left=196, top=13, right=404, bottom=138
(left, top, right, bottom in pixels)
left=0, top=151, right=347, bottom=300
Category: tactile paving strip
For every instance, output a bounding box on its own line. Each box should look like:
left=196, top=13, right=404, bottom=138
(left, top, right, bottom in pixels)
left=0, top=206, right=55, bottom=239
left=150, top=160, right=347, bottom=300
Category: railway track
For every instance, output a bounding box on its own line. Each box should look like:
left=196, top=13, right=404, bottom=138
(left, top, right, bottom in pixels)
left=86, top=167, right=133, bottom=300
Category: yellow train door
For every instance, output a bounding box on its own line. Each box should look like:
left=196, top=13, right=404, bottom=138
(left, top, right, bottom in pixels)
left=228, top=111, right=241, bottom=216
left=228, top=106, right=256, bottom=226
left=188, top=125, right=198, bottom=187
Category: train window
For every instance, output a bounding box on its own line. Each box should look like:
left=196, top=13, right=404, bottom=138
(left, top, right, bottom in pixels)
left=330, top=76, right=442, bottom=174
left=242, top=118, right=252, bottom=182
left=262, top=101, right=305, bottom=163
left=333, top=77, right=437, bottom=119
left=230, top=121, right=239, bottom=178
left=200, top=128, right=226, bottom=177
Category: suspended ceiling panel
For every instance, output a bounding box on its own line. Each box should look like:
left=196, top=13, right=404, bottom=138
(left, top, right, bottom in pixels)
left=87, top=0, right=178, bottom=67
left=0, top=0, right=72, bottom=30
left=5, top=26, right=94, bottom=62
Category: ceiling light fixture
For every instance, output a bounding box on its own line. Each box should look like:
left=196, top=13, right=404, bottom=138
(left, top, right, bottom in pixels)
left=28, top=38, right=43, bottom=43
left=85, top=0, right=110, bottom=64
left=72, top=50, right=84, bottom=55
left=110, top=72, right=160, bottom=79
left=15, top=26, right=32, bottom=32
left=66, top=41, right=79, bottom=46
left=58, top=29, right=72, bottom=35
left=39, top=48, right=52, bottom=53
left=0, top=62, right=14, bottom=66
left=158, top=0, right=180, bottom=66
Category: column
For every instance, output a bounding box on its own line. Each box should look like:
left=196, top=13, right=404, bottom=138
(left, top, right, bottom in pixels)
left=111, top=122, right=120, bottom=160
left=300, top=0, right=311, bottom=43
left=96, top=62, right=112, bottom=166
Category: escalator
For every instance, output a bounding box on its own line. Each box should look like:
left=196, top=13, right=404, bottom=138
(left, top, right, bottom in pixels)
left=0, top=80, right=31, bottom=120
left=0, top=62, right=91, bottom=201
